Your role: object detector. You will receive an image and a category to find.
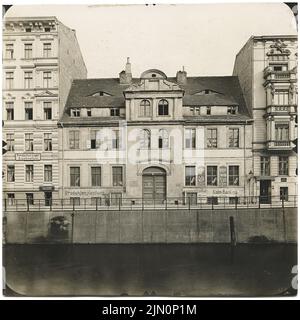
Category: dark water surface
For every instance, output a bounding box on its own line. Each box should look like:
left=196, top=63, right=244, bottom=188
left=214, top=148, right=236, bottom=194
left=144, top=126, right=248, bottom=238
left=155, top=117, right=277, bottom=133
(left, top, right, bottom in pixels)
left=3, top=244, right=297, bottom=297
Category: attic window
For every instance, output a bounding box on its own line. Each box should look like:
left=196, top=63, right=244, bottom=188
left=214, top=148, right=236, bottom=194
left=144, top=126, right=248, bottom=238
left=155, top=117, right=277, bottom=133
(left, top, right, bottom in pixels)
left=195, top=89, right=219, bottom=95
left=152, top=74, right=157, bottom=78
left=44, top=27, right=51, bottom=32
left=206, top=106, right=211, bottom=115
left=227, top=106, right=238, bottom=115
left=71, top=108, right=80, bottom=117
left=205, top=90, right=210, bottom=94
left=87, top=108, right=92, bottom=117
left=25, top=28, right=31, bottom=33
left=90, top=91, right=111, bottom=97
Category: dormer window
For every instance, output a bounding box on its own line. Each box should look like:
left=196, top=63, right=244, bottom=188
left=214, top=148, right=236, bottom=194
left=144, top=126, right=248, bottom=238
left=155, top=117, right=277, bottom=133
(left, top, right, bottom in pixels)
left=195, top=89, right=219, bottom=95
left=152, top=74, right=157, bottom=78
left=227, top=106, right=238, bottom=115
left=90, top=91, right=111, bottom=97
left=206, top=106, right=211, bottom=115
left=110, top=108, right=120, bottom=116
left=71, top=108, right=80, bottom=117
left=25, top=28, right=31, bottom=33
left=87, top=108, right=92, bottom=117
left=44, top=27, right=51, bottom=32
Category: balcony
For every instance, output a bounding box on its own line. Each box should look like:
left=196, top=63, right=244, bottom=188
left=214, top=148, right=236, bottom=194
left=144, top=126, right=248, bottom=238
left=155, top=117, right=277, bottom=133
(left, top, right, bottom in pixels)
left=267, top=140, right=293, bottom=150
left=263, top=67, right=296, bottom=82
left=266, top=105, right=297, bottom=114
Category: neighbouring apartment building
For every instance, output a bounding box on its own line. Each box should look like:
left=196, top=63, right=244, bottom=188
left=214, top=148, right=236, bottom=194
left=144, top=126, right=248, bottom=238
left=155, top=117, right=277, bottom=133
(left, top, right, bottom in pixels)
left=2, top=16, right=87, bottom=205
left=233, top=35, right=298, bottom=203
left=58, top=59, right=253, bottom=206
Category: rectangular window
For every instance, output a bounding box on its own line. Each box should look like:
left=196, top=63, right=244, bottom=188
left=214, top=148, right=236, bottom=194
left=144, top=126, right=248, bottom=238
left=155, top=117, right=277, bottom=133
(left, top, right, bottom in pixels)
left=274, top=90, right=289, bottom=105
left=5, top=44, right=14, bottom=59
left=6, top=133, right=14, bottom=151
left=87, top=108, right=92, bottom=117
left=229, top=128, right=239, bottom=148
left=7, top=193, right=15, bottom=205
left=43, top=71, right=52, bottom=88
left=275, top=124, right=289, bottom=141
left=43, top=43, right=51, bottom=58
left=111, top=193, right=122, bottom=206
left=7, top=165, right=15, bottom=182
left=25, top=133, right=34, bottom=151
left=69, top=131, right=79, bottom=149
left=44, top=133, right=52, bottom=151
left=71, top=108, right=80, bottom=117
left=6, top=102, right=14, bottom=120
left=44, top=103, right=52, bottom=120
left=25, top=102, right=33, bottom=120
left=185, top=166, right=196, bottom=186
left=229, top=197, right=240, bottom=204
left=110, top=108, right=120, bottom=116
left=25, top=165, right=34, bottom=182
left=186, top=192, right=198, bottom=205
left=227, top=106, right=237, bottom=115
left=24, top=71, right=33, bottom=88
left=6, top=72, right=14, bottom=89
left=260, top=157, right=270, bottom=176
left=70, top=167, right=80, bottom=187
left=112, top=166, right=123, bottom=186
left=26, top=193, right=34, bottom=205
left=112, top=130, right=120, bottom=149
left=228, top=165, right=239, bottom=186
left=279, top=156, right=289, bottom=176
left=207, top=128, right=217, bottom=148
left=91, top=167, right=101, bottom=186
left=206, top=106, right=211, bottom=115
left=185, top=128, right=196, bottom=149
left=207, top=197, right=218, bottom=205
left=158, top=101, right=169, bottom=116
left=44, top=165, right=52, bottom=182
left=280, top=187, right=288, bottom=201
left=90, top=130, right=101, bottom=149
left=70, top=197, right=80, bottom=206
left=24, top=43, right=32, bottom=59
left=207, top=166, right=218, bottom=186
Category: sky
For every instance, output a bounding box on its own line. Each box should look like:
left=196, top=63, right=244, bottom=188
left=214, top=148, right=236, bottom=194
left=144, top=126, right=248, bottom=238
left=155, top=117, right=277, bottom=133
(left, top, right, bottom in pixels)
left=4, top=3, right=298, bottom=78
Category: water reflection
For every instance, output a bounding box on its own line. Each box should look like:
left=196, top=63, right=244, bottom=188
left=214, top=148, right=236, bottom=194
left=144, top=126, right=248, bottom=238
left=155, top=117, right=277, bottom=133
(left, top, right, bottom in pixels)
left=3, top=244, right=297, bottom=297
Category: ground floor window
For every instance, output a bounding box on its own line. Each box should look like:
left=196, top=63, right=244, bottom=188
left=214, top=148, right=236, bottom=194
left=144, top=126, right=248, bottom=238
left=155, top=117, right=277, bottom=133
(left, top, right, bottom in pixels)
left=91, top=197, right=102, bottom=206
left=229, top=197, right=240, bottom=204
left=26, top=193, right=34, bottom=205
left=186, top=192, right=197, bottom=205
left=7, top=193, right=15, bottom=205
left=207, top=197, right=218, bottom=205
left=280, top=187, right=288, bottom=201
left=70, top=197, right=80, bottom=206
left=111, top=193, right=122, bottom=206
left=44, top=192, right=52, bottom=206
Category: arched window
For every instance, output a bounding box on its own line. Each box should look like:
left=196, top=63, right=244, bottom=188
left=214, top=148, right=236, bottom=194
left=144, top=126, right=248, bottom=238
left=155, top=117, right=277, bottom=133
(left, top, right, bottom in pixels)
left=158, top=99, right=169, bottom=116
left=158, top=129, right=169, bottom=149
left=140, top=129, right=151, bottom=149
left=139, top=99, right=151, bottom=117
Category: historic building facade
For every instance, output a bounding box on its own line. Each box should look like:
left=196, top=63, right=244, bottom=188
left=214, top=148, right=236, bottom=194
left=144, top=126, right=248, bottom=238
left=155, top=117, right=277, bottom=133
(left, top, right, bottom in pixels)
left=2, top=17, right=87, bottom=205
left=58, top=59, right=253, bottom=206
left=233, top=35, right=298, bottom=203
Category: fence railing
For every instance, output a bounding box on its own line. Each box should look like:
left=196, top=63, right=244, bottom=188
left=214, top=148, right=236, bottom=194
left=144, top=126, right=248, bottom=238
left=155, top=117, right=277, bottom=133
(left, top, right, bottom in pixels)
left=2, top=195, right=298, bottom=212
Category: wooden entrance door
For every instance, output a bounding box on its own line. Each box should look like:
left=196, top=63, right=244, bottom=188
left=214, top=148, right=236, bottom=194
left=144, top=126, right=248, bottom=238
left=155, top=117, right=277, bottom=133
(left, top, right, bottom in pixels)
left=142, top=167, right=166, bottom=204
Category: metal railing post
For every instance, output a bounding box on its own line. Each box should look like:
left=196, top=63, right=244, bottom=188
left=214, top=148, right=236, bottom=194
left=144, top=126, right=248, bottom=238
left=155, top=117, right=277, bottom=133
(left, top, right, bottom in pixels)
left=188, top=196, right=191, bottom=210
left=211, top=200, right=214, bottom=210
left=27, top=199, right=29, bottom=212
left=96, top=198, right=98, bottom=211
left=4, top=199, right=7, bottom=212
left=282, top=197, right=284, bottom=209
left=119, top=197, right=121, bottom=211
left=142, top=198, right=144, bottom=211
left=235, top=196, right=238, bottom=210
left=72, top=199, right=75, bottom=211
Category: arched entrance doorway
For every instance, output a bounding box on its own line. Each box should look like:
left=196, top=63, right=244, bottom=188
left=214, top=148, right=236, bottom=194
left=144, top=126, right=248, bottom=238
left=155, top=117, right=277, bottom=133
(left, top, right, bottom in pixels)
left=142, top=167, right=166, bottom=204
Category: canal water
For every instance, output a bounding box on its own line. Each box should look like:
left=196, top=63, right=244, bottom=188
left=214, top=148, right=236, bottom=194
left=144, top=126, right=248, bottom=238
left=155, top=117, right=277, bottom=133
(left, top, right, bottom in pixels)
left=3, top=244, right=297, bottom=297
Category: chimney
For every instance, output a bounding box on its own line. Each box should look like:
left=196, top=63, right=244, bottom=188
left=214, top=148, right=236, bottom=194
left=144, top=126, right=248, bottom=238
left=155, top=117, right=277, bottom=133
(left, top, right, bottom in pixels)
left=119, top=57, right=132, bottom=84
left=176, top=66, right=187, bottom=85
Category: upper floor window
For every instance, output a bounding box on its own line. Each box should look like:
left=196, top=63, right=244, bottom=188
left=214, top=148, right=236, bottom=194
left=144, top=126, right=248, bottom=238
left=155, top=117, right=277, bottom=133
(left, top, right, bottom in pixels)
left=227, top=106, right=237, bottom=115
left=185, top=166, right=196, bottom=186
left=207, top=166, right=218, bottom=186
left=206, top=106, right=211, bottom=115
left=69, top=130, right=80, bottom=149
left=24, top=43, right=33, bottom=59
left=112, top=166, right=123, bottom=186
left=44, top=27, right=51, bottom=32
left=6, top=133, right=14, bottom=152
left=139, top=129, right=151, bottom=149
left=260, top=157, right=270, bottom=176
left=228, top=128, right=239, bottom=148
left=228, top=166, right=239, bottom=186
left=71, top=108, right=80, bottom=117
left=275, top=124, right=289, bottom=141
left=207, top=128, right=217, bottom=148
left=44, top=165, right=53, bottom=182
left=70, top=167, right=80, bottom=187
left=25, top=165, right=34, bottom=182
left=274, top=90, right=289, bottom=105
left=44, top=133, right=52, bottom=151
left=7, top=165, right=15, bottom=182
left=43, top=102, right=52, bottom=120
left=91, top=167, right=101, bottom=187
left=5, top=72, right=14, bottom=89
left=25, top=133, right=34, bottom=151
left=43, top=71, right=52, bottom=88
left=90, top=130, right=101, bottom=149
left=87, top=108, right=92, bottom=117
left=270, top=64, right=288, bottom=72
left=158, top=129, right=169, bottom=149
left=5, top=44, right=14, bottom=59
left=140, top=100, right=151, bottom=117
left=25, top=28, right=31, bottom=33
left=185, top=128, right=196, bottom=149
left=24, top=71, right=33, bottom=89
left=279, top=156, right=289, bottom=176
left=110, top=108, right=120, bottom=116
left=190, top=107, right=200, bottom=116
left=158, top=99, right=169, bottom=116
left=6, top=102, right=14, bottom=120
left=25, top=102, right=33, bottom=120
left=43, top=43, right=52, bottom=58
left=112, top=130, right=120, bottom=149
